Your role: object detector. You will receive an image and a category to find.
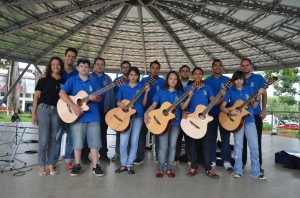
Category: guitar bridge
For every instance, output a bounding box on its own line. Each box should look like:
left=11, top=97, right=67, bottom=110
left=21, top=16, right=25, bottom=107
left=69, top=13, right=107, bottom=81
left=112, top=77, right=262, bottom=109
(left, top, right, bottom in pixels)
left=113, top=114, right=123, bottom=122
left=189, top=120, right=200, bottom=129
left=153, top=116, right=161, bottom=125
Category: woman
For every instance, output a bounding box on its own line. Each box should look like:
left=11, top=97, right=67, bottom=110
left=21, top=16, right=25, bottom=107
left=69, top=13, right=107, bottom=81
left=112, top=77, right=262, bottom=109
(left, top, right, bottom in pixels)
left=144, top=71, right=183, bottom=178
left=32, top=57, right=64, bottom=176
left=220, top=70, right=267, bottom=180
left=181, top=67, right=220, bottom=179
left=115, top=67, right=149, bottom=174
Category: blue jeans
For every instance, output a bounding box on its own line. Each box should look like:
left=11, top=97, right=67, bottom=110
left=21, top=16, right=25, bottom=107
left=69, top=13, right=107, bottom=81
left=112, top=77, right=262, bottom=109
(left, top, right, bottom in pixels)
left=55, top=123, right=74, bottom=163
left=233, top=122, right=261, bottom=177
left=158, top=125, right=180, bottom=171
left=37, top=104, right=60, bottom=166
left=209, top=114, right=231, bottom=162
left=70, top=122, right=102, bottom=149
left=120, top=117, right=143, bottom=167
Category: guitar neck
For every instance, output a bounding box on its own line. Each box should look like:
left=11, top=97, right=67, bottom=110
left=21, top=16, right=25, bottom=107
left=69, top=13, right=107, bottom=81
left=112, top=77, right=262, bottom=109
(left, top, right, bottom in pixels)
left=126, top=85, right=147, bottom=109
left=239, top=83, right=267, bottom=109
left=202, top=90, right=223, bottom=116
left=81, top=82, right=115, bottom=103
left=165, top=86, right=194, bottom=113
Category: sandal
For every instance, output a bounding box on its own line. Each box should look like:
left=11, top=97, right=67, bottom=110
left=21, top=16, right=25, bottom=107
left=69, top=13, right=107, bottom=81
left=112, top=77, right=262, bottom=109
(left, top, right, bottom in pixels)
left=166, top=170, right=175, bottom=178
left=115, top=166, right=126, bottom=173
left=127, top=167, right=135, bottom=174
left=156, top=170, right=163, bottom=178
left=49, top=165, right=57, bottom=176
left=38, top=167, right=47, bottom=176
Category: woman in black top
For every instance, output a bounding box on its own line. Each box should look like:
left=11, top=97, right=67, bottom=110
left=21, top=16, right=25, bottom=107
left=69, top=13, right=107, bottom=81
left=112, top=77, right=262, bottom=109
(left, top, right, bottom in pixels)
left=32, top=57, right=64, bottom=176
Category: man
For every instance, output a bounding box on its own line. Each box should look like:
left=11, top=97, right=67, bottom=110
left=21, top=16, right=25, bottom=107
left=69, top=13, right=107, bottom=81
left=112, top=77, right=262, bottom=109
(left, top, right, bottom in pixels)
left=240, top=58, right=267, bottom=173
left=175, top=65, right=193, bottom=163
left=59, top=58, right=104, bottom=176
left=205, top=59, right=233, bottom=170
left=134, top=60, right=165, bottom=164
left=111, top=60, right=131, bottom=161
left=55, top=47, right=78, bottom=169
left=81, top=57, right=114, bottom=163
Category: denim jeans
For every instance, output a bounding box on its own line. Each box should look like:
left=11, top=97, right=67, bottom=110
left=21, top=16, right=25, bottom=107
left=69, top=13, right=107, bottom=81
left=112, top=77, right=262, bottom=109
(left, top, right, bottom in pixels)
left=54, top=123, right=74, bottom=163
left=157, top=125, right=180, bottom=171
left=120, top=117, right=143, bottom=167
left=136, top=122, right=148, bottom=160
left=37, top=103, right=60, bottom=166
left=70, top=122, right=101, bottom=149
left=209, top=115, right=231, bottom=162
left=243, top=115, right=263, bottom=167
left=233, top=122, right=261, bottom=177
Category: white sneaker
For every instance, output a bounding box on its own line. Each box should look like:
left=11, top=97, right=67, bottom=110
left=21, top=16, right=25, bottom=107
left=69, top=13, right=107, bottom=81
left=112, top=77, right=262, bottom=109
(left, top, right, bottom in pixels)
left=233, top=173, right=241, bottom=178
left=258, top=174, right=268, bottom=180
left=223, top=161, right=233, bottom=171
left=211, top=161, right=216, bottom=167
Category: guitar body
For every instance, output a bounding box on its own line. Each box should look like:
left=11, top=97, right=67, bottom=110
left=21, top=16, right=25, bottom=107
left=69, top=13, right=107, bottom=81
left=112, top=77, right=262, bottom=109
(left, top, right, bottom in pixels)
left=146, top=102, right=176, bottom=135
left=181, top=104, right=213, bottom=139
left=57, top=90, right=90, bottom=123
left=219, top=100, right=251, bottom=132
left=105, top=99, right=137, bottom=132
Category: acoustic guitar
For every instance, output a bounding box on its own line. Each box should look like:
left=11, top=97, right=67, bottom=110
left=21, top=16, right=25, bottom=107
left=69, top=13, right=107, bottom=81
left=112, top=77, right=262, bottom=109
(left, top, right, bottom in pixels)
left=105, top=76, right=157, bottom=132
left=57, top=77, right=127, bottom=123
left=219, top=76, right=278, bottom=132
left=181, top=79, right=234, bottom=139
left=146, top=81, right=203, bottom=135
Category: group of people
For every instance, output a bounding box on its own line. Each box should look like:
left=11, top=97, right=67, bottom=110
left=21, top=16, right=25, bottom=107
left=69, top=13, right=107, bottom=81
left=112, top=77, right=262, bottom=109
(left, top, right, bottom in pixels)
left=32, top=47, right=268, bottom=180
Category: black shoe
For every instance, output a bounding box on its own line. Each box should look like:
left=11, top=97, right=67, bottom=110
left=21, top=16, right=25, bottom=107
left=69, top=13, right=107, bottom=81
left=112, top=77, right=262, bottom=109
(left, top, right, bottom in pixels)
left=205, top=170, right=220, bottom=179
left=93, top=164, right=104, bottom=177
left=127, top=167, right=135, bottom=174
left=99, top=155, right=110, bottom=163
left=115, top=166, right=126, bottom=173
left=70, top=164, right=81, bottom=176
left=133, top=158, right=144, bottom=165
left=81, top=157, right=91, bottom=165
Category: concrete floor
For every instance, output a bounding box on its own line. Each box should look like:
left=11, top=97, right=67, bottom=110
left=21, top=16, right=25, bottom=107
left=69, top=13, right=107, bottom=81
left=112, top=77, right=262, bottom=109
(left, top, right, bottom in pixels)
left=0, top=122, right=300, bottom=198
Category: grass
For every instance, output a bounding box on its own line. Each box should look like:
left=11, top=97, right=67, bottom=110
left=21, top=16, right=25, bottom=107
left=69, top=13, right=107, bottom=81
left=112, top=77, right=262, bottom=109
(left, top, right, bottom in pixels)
left=0, top=113, right=32, bottom=122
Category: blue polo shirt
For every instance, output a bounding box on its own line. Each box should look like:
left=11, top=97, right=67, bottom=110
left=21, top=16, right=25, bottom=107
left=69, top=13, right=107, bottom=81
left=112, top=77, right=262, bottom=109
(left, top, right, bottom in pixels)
left=152, top=89, right=183, bottom=126
left=245, top=73, right=266, bottom=115
left=113, top=75, right=128, bottom=94
left=223, top=85, right=255, bottom=124
left=62, top=75, right=104, bottom=123
left=205, top=75, right=230, bottom=116
left=116, top=82, right=145, bottom=118
left=185, top=84, right=214, bottom=113
left=62, top=68, right=78, bottom=82
left=141, top=75, right=166, bottom=109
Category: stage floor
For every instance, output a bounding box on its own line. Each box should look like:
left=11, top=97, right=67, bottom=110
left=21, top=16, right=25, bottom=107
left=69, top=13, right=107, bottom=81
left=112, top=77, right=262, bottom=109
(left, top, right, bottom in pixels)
left=0, top=122, right=299, bottom=198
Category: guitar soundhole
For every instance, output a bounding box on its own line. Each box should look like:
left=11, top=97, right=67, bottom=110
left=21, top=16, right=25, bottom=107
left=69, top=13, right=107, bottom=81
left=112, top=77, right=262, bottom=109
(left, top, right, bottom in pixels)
left=162, top=110, right=169, bottom=116
left=122, top=109, right=129, bottom=113
left=198, top=113, right=206, bottom=120
left=77, top=99, right=83, bottom=107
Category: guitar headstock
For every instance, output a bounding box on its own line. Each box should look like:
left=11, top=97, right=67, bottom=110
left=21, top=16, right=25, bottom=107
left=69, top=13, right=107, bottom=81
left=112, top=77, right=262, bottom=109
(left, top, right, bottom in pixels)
left=114, top=76, right=128, bottom=87
left=224, top=79, right=234, bottom=89
left=193, top=80, right=204, bottom=89
left=266, top=76, right=278, bottom=85
left=148, top=75, right=158, bottom=85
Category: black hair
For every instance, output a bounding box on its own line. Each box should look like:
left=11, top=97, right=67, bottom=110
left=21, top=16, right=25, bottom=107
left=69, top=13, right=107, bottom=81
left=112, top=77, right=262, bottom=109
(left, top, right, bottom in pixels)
left=120, top=60, right=131, bottom=68
left=212, top=59, right=222, bottom=66
left=192, top=67, right=204, bottom=75
left=231, top=71, right=246, bottom=85
left=45, top=57, right=64, bottom=77
left=64, top=47, right=78, bottom=57
left=76, top=57, right=91, bottom=67
left=240, top=58, right=252, bottom=65
left=179, top=65, right=190, bottom=72
left=163, top=71, right=183, bottom=91
left=94, top=57, right=106, bottom=66
left=127, top=66, right=140, bottom=82
left=150, top=60, right=161, bottom=69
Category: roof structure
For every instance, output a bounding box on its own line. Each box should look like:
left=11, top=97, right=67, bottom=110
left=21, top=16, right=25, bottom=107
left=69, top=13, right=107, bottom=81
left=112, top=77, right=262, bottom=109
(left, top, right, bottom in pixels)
left=0, top=0, right=299, bottom=74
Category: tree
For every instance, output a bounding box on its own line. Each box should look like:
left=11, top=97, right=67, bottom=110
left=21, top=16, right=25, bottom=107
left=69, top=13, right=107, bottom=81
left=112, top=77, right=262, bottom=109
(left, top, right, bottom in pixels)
left=0, top=59, right=9, bottom=68
left=267, top=96, right=298, bottom=120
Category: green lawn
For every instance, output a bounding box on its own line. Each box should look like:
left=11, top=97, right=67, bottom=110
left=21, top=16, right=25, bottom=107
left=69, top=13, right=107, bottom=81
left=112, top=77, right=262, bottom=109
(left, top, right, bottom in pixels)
left=0, top=113, right=32, bottom=122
